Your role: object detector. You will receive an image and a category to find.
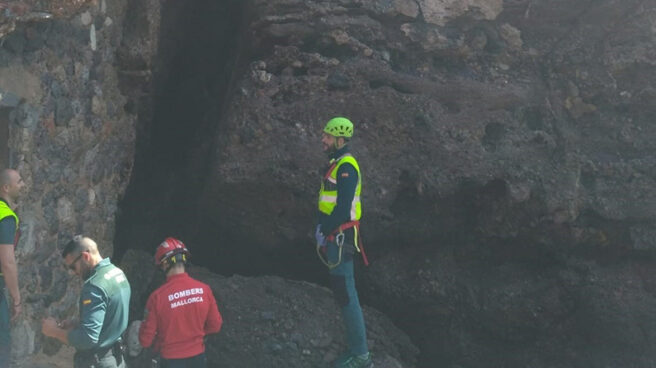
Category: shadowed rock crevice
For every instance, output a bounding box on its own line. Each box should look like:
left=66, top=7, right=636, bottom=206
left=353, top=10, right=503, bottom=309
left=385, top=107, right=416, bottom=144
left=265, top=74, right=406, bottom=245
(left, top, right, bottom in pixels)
left=114, top=0, right=246, bottom=260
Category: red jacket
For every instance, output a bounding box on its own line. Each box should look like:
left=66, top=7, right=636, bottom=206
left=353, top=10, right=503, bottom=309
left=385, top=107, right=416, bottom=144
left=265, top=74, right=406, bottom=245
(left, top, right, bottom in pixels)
left=139, top=272, right=223, bottom=359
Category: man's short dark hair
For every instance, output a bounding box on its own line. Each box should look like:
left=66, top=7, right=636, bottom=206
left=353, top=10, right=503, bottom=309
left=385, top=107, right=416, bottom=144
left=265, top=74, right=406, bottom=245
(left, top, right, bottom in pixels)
left=62, top=235, right=88, bottom=258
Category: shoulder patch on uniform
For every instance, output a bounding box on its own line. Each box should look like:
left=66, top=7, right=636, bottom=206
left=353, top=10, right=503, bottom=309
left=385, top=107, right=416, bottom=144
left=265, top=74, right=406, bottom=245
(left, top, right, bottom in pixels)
left=341, top=172, right=349, bottom=177
left=83, top=299, right=92, bottom=305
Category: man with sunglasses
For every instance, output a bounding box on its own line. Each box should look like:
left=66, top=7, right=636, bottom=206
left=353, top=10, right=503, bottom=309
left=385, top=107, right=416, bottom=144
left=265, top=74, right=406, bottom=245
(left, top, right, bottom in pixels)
left=41, top=235, right=131, bottom=368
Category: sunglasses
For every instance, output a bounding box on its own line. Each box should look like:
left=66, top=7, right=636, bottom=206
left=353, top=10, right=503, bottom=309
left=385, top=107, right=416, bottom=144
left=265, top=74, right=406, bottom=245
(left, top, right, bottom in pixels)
left=67, top=253, right=84, bottom=271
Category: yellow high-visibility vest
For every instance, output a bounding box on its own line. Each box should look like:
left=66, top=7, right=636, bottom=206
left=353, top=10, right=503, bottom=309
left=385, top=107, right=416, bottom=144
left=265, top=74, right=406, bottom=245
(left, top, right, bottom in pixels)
left=0, top=200, right=18, bottom=275
left=0, top=201, right=18, bottom=232
left=318, top=154, right=361, bottom=221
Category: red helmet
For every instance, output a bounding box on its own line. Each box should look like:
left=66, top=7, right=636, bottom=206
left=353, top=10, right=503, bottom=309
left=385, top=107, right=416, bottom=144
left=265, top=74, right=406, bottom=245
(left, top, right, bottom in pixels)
left=154, top=237, right=190, bottom=265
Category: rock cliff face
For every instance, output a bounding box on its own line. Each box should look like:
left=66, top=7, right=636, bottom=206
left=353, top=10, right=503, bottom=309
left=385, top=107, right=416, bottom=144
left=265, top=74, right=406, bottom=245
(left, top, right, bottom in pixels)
left=2, top=0, right=656, bottom=367
left=0, top=0, right=136, bottom=363
left=179, top=0, right=654, bottom=366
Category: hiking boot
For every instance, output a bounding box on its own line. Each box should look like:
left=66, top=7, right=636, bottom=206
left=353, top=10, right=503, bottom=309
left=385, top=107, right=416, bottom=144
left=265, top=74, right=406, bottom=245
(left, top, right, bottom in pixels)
left=333, top=352, right=351, bottom=366
left=334, top=353, right=373, bottom=368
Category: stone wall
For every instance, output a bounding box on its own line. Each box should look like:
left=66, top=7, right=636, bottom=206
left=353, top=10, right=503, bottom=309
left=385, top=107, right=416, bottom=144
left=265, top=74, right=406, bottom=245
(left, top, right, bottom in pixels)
left=0, top=0, right=136, bottom=361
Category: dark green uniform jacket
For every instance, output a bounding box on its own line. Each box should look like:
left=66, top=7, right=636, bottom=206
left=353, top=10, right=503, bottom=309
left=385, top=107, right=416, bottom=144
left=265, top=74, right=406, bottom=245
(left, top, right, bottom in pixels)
left=68, top=258, right=131, bottom=351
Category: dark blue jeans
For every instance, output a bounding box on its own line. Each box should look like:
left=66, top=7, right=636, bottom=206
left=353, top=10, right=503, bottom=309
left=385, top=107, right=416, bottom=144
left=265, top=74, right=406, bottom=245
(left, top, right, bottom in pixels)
left=160, top=352, right=207, bottom=368
left=0, top=284, right=10, bottom=368
left=326, top=241, right=368, bottom=356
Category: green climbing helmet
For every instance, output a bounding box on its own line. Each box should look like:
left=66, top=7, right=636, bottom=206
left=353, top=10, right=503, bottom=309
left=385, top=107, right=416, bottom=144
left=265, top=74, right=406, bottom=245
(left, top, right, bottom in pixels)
left=323, top=117, right=353, bottom=138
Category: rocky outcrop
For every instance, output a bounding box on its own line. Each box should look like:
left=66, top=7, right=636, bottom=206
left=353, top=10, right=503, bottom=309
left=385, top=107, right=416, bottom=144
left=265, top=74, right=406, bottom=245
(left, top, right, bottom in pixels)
left=180, top=0, right=656, bottom=366
left=0, top=0, right=136, bottom=363
left=120, top=250, right=418, bottom=368
left=2, top=0, right=656, bottom=367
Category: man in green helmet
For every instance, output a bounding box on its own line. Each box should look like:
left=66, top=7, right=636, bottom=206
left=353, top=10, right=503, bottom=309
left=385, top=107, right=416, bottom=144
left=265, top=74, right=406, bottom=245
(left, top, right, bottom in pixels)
left=316, top=117, right=372, bottom=368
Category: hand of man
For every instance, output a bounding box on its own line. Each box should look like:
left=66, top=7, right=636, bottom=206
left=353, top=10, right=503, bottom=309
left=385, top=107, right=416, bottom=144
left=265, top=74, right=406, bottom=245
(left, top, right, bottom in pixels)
left=41, top=317, right=59, bottom=337
left=58, top=318, right=77, bottom=329
left=126, top=320, right=143, bottom=357
left=10, top=302, right=20, bottom=321
left=315, top=225, right=326, bottom=247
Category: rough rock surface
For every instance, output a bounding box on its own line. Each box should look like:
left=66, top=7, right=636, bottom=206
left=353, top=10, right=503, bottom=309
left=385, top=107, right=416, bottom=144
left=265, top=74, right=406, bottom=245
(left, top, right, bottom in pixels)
left=183, top=0, right=655, bottom=367
left=2, top=0, right=656, bottom=367
left=120, top=250, right=418, bottom=368
left=0, top=0, right=136, bottom=364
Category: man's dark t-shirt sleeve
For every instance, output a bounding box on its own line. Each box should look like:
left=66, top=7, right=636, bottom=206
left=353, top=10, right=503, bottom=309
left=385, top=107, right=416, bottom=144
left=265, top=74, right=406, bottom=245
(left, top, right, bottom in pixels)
left=0, top=217, right=16, bottom=244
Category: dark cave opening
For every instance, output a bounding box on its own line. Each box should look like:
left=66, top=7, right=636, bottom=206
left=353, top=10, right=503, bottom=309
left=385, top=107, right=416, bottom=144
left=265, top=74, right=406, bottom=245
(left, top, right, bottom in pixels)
left=114, top=0, right=326, bottom=285
left=114, top=0, right=247, bottom=266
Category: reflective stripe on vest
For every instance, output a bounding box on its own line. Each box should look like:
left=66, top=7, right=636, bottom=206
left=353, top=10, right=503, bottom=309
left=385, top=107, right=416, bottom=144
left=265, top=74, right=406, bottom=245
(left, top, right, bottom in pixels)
left=318, top=154, right=362, bottom=221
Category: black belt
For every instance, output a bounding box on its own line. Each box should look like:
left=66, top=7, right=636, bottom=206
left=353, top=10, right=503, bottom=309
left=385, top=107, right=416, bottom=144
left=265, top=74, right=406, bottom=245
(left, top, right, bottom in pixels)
left=93, top=344, right=115, bottom=359
left=76, top=340, right=124, bottom=365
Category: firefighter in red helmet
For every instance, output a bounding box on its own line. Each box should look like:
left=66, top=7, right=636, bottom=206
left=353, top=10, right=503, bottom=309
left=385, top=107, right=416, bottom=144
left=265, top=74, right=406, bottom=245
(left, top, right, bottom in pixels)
left=139, top=237, right=222, bottom=368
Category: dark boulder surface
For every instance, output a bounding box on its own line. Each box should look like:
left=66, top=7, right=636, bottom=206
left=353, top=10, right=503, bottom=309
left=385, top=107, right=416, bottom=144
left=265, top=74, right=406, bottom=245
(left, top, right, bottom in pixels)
left=120, top=250, right=418, bottom=368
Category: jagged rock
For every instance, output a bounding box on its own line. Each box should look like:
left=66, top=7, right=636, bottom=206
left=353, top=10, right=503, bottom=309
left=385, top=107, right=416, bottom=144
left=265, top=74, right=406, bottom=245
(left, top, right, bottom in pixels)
left=120, top=251, right=419, bottom=368
left=417, top=0, right=503, bottom=26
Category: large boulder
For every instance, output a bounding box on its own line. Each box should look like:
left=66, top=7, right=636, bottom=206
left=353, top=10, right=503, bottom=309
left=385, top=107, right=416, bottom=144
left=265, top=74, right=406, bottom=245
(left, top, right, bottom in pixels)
left=121, top=250, right=419, bottom=368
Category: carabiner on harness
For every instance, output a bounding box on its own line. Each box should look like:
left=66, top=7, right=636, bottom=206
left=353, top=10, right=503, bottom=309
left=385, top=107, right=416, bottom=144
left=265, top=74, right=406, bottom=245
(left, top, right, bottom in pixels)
left=335, top=232, right=345, bottom=247
left=316, top=230, right=345, bottom=270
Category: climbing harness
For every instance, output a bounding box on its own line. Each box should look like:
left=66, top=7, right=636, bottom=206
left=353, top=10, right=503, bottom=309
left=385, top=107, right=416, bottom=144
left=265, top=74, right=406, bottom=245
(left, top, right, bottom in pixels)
left=316, top=148, right=368, bottom=269
left=316, top=231, right=345, bottom=270
left=316, top=221, right=369, bottom=269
